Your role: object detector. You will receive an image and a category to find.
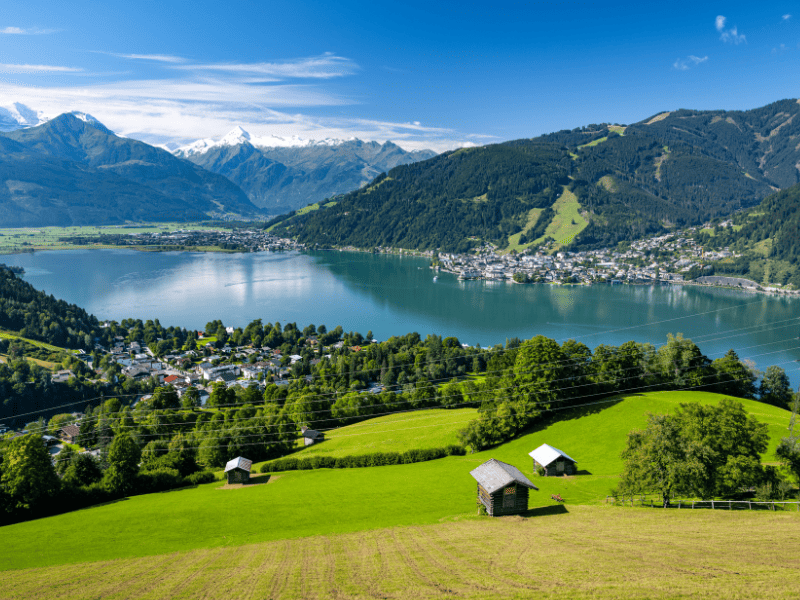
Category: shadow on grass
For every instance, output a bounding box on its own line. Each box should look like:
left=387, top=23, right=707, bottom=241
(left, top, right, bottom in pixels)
left=574, top=469, right=593, bottom=476
left=520, top=504, right=569, bottom=518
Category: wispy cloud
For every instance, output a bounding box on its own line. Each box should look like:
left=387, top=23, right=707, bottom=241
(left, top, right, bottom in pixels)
left=106, top=53, right=187, bottom=63
left=716, top=15, right=746, bottom=44
left=673, top=55, right=708, bottom=71
left=0, top=63, right=82, bottom=73
left=174, top=53, right=358, bottom=79
left=782, top=14, right=791, bottom=21
left=0, top=26, right=57, bottom=35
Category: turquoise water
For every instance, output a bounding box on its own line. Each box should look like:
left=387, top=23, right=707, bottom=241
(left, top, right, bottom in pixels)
left=4, top=249, right=800, bottom=386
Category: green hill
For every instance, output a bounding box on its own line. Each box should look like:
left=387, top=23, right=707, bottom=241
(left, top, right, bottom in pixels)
left=694, top=182, right=800, bottom=288
left=0, top=391, right=791, bottom=572
left=272, top=99, right=800, bottom=252
left=255, top=407, right=478, bottom=469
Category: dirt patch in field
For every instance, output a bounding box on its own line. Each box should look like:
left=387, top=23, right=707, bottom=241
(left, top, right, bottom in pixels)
left=217, top=473, right=279, bottom=490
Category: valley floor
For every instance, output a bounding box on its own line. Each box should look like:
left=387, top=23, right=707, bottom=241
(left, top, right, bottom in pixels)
left=4, top=505, right=799, bottom=600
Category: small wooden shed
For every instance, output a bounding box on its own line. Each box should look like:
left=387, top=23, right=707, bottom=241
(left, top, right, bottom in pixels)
left=529, top=443, right=577, bottom=476
left=224, top=456, right=252, bottom=484
left=301, top=426, right=325, bottom=446
left=59, top=424, right=80, bottom=444
left=470, top=458, right=538, bottom=517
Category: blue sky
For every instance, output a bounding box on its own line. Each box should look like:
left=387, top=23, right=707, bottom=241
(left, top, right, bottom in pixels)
left=0, top=1, right=798, bottom=151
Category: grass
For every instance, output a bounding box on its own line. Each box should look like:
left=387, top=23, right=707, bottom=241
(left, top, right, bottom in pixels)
left=607, top=125, right=626, bottom=135
left=0, top=223, right=219, bottom=253
left=533, top=186, right=588, bottom=247
left=504, top=207, right=544, bottom=253
left=3, top=506, right=800, bottom=599
left=256, top=408, right=478, bottom=468
left=578, top=135, right=608, bottom=149
left=0, top=331, right=71, bottom=354
left=0, top=354, right=60, bottom=369
left=0, top=391, right=792, bottom=574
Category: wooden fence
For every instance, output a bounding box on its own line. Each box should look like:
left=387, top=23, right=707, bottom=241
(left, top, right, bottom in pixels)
left=607, top=495, right=800, bottom=511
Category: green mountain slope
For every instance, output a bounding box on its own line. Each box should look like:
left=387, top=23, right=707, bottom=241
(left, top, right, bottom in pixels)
left=273, top=99, right=800, bottom=252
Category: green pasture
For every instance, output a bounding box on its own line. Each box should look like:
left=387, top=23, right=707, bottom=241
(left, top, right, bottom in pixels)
left=0, top=391, right=791, bottom=571
left=578, top=135, right=608, bottom=149
left=0, top=223, right=220, bottom=253
left=533, top=186, right=588, bottom=247
left=256, top=408, right=478, bottom=469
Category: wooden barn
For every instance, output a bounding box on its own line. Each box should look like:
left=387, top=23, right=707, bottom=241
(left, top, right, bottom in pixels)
left=301, top=426, right=325, bottom=446
left=470, top=458, right=538, bottom=517
left=58, top=424, right=80, bottom=444
left=529, top=443, right=577, bottom=476
left=224, top=456, right=252, bottom=484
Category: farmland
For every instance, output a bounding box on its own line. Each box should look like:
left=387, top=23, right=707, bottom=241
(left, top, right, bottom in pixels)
left=3, top=506, right=799, bottom=599
left=0, top=391, right=793, bottom=576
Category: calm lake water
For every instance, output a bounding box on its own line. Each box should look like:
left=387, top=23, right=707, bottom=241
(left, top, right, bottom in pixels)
left=5, top=249, right=800, bottom=387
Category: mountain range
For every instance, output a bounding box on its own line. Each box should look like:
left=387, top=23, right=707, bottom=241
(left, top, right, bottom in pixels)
left=0, top=114, right=261, bottom=226
left=174, top=128, right=437, bottom=213
left=269, top=99, right=800, bottom=252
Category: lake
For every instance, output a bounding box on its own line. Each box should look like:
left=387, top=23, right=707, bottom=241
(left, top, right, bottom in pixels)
left=4, top=249, right=800, bottom=387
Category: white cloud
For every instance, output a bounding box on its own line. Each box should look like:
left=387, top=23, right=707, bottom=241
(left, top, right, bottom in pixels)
left=673, top=55, right=708, bottom=71
left=174, top=53, right=357, bottom=79
left=0, top=63, right=83, bottom=73
left=716, top=16, right=746, bottom=44
left=108, top=53, right=187, bottom=63
left=782, top=14, right=791, bottom=21
left=0, top=26, right=57, bottom=34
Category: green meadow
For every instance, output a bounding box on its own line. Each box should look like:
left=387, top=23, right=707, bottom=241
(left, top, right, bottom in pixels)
left=257, top=407, right=478, bottom=467
left=0, top=391, right=793, bottom=573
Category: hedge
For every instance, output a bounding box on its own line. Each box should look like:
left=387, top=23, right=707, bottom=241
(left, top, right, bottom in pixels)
left=259, top=445, right=465, bottom=474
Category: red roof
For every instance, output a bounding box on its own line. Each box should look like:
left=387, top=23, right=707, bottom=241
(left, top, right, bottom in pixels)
left=165, top=375, right=181, bottom=383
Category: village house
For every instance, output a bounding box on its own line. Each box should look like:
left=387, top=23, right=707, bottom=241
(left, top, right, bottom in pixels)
left=470, top=458, right=538, bottom=516
left=58, top=424, right=80, bottom=444
left=529, top=443, right=577, bottom=476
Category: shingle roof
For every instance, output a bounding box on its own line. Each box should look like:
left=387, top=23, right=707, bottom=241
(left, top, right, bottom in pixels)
left=302, top=429, right=321, bottom=440
left=469, top=458, right=538, bottom=493
left=224, top=456, right=252, bottom=473
left=528, top=443, right=576, bottom=467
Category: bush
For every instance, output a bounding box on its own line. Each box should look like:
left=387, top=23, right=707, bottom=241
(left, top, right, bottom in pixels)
left=260, top=445, right=465, bottom=474
left=186, top=471, right=216, bottom=485
left=135, top=468, right=185, bottom=494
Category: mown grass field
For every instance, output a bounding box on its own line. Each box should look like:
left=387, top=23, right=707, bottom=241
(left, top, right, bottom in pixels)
left=3, top=506, right=799, bottom=599
left=504, top=207, right=544, bottom=253
left=0, top=391, right=792, bottom=577
left=256, top=408, right=478, bottom=468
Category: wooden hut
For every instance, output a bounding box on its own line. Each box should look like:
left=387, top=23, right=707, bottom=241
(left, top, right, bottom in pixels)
left=301, top=426, right=325, bottom=446
left=470, top=458, right=538, bottom=517
left=529, top=443, right=577, bottom=476
left=58, top=424, right=80, bottom=444
left=224, top=456, right=252, bottom=484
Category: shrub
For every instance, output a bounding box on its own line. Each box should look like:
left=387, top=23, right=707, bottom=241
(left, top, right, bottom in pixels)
left=186, top=471, right=216, bottom=485
left=135, top=468, right=184, bottom=494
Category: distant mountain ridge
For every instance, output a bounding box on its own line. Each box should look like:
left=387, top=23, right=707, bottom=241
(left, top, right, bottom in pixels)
left=269, top=98, right=800, bottom=252
left=0, top=114, right=262, bottom=226
left=176, top=128, right=437, bottom=212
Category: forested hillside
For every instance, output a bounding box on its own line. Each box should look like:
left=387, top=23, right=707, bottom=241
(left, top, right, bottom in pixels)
left=694, top=182, right=800, bottom=287
left=272, top=99, right=800, bottom=252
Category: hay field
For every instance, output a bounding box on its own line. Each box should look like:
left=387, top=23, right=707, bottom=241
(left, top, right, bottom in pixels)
left=3, top=505, right=799, bottom=600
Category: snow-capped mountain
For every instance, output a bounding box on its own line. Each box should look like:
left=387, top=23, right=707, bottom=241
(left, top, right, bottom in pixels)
left=0, top=103, right=47, bottom=132
left=174, top=126, right=352, bottom=158
left=175, top=127, right=437, bottom=212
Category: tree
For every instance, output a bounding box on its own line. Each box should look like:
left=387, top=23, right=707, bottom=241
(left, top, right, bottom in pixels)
left=55, top=444, right=76, bottom=476
left=103, top=432, right=141, bottom=495
left=151, top=386, right=180, bottom=410
left=759, top=366, right=792, bottom=409
left=181, top=386, right=200, bottom=409
left=711, top=349, right=756, bottom=398
left=0, top=434, right=60, bottom=512
left=63, top=453, right=104, bottom=487
left=618, top=399, right=769, bottom=504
